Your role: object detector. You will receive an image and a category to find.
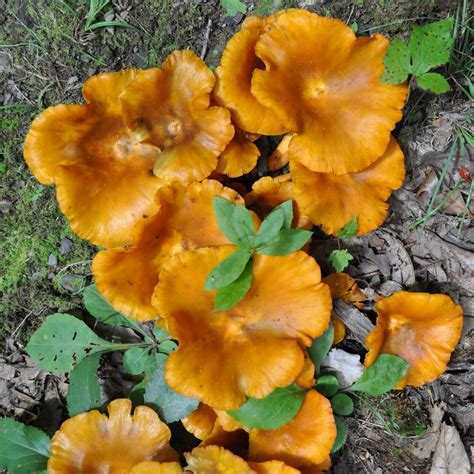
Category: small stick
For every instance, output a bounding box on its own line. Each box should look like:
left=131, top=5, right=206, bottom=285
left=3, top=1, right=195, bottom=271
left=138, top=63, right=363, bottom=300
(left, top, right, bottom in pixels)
left=200, top=18, right=212, bottom=60
left=334, top=300, right=374, bottom=344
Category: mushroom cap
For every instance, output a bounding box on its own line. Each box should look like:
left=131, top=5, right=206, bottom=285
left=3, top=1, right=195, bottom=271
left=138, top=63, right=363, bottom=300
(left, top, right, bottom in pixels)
left=215, top=16, right=289, bottom=135
left=295, top=353, right=316, bottom=389
left=248, top=461, right=301, bottom=473
left=48, top=399, right=176, bottom=473
left=182, top=403, right=218, bottom=441
left=249, top=390, right=336, bottom=467
left=332, top=312, right=346, bottom=345
left=365, top=291, right=463, bottom=388
left=152, top=247, right=332, bottom=409
left=130, top=462, right=183, bottom=474
left=323, top=273, right=366, bottom=308
left=92, top=180, right=244, bottom=321
left=267, top=133, right=295, bottom=171
left=122, top=50, right=234, bottom=184
left=184, top=446, right=253, bottom=474
left=24, top=70, right=162, bottom=247
left=252, top=9, right=408, bottom=174
left=291, top=136, right=405, bottom=236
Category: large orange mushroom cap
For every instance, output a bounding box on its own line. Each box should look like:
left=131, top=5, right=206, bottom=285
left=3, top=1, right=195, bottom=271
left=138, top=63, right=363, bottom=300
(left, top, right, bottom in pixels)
left=130, top=462, right=183, bottom=474
left=122, top=50, right=234, bottom=185
left=291, top=136, right=405, bottom=236
left=249, top=390, right=336, bottom=468
left=48, top=399, right=176, bottom=473
left=215, top=16, right=289, bottom=135
left=23, top=70, right=162, bottom=247
left=365, top=292, right=463, bottom=388
left=252, top=9, right=408, bottom=174
left=248, top=461, right=301, bottom=473
left=152, top=247, right=332, bottom=409
left=92, top=180, right=244, bottom=321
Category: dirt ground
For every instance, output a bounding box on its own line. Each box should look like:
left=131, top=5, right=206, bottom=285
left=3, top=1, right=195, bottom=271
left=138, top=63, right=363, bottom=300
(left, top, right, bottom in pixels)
left=0, top=0, right=472, bottom=472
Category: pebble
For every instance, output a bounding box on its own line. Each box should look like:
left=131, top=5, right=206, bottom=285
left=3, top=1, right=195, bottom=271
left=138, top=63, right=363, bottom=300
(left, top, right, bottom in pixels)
left=47, top=254, right=58, bottom=267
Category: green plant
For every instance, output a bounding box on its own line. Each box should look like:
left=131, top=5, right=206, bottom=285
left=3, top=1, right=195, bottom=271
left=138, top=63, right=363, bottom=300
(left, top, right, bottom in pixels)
left=329, top=217, right=358, bottom=273
left=220, top=0, right=247, bottom=17
left=83, top=0, right=136, bottom=31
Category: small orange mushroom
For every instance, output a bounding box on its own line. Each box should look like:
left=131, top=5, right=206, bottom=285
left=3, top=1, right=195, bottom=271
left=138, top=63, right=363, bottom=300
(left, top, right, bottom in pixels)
left=182, top=403, right=218, bottom=441
left=48, top=399, right=177, bottom=473
left=323, top=273, right=366, bottom=309
left=152, top=247, right=332, bottom=409
left=23, top=70, right=162, bottom=247
left=92, top=180, right=244, bottom=321
left=130, top=462, right=183, bottom=474
left=295, top=353, right=316, bottom=389
left=267, top=134, right=295, bottom=171
left=252, top=9, right=408, bottom=174
left=122, top=50, right=234, bottom=185
left=365, top=292, right=463, bottom=388
left=291, top=137, right=405, bottom=236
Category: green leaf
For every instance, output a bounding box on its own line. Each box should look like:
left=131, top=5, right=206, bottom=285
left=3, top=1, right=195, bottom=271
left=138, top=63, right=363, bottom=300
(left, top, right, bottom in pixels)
left=331, top=417, right=348, bottom=453
left=215, top=258, right=253, bottom=310
left=85, top=20, right=137, bottom=31
left=66, top=353, right=102, bottom=416
left=220, top=0, right=247, bottom=17
left=232, top=204, right=256, bottom=248
left=0, top=418, right=50, bottom=474
left=272, top=200, right=294, bottom=230
left=337, top=217, right=359, bottom=238
left=381, top=38, right=411, bottom=84
left=345, top=354, right=409, bottom=396
left=257, top=229, right=312, bottom=256
left=255, top=208, right=285, bottom=248
left=331, top=393, right=354, bottom=416
left=159, top=340, right=177, bottom=355
left=123, top=347, right=151, bottom=375
left=152, top=327, right=172, bottom=343
left=416, top=72, right=450, bottom=94
left=227, top=384, right=305, bottom=430
left=205, top=247, right=252, bottom=290
left=329, top=249, right=354, bottom=273
left=308, top=323, right=334, bottom=372
left=315, top=374, right=339, bottom=398
left=409, top=18, right=454, bottom=76
left=26, top=313, right=116, bottom=372
left=144, top=363, right=199, bottom=423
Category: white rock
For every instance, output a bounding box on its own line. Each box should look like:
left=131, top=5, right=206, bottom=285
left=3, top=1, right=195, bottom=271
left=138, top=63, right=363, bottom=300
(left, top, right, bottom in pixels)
left=321, top=348, right=365, bottom=389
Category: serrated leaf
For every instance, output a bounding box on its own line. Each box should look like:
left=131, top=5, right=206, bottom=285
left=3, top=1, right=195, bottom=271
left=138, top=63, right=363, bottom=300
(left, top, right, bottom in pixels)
left=331, top=416, right=348, bottom=453
left=255, top=208, right=285, bottom=248
left=144, top=363, right=199, bottom=423
left=220, top=0, right=247, bottom=17
left=123, top=347, right=151, bottom=375
left=315, top=374, right=339, bottom=398
left=409, top=18, right=454, bottom=76
left=329, top=249, right=354, bottom=273
left=215, top=258, right=253, bottom=310
left=308, top=323, right=334, bottom=372
left=26, top=313, right=116, bottom=372
left=345, top=354, right=409, bottom=396
left=66, top=353, right=102, bottom=416
left=331, top=393, right=354, bottom=416
left=416, top=72, right=450, bottom=94
left=205, top=247, right=252, bottom=290
left=227, top=384, right=305, bottom=430
left=0, top=418, right=50, bottom=474
left=257, top=229, right=312, bottom=256
left=381, top=38, right=411, bottom=84
left=338, top=217, right=359, bottom=238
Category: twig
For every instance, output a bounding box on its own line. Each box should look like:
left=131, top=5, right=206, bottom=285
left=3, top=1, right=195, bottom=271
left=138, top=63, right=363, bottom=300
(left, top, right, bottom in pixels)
left=333, top=300, right=374, bottom=344
left=200, top=18, right=212, bottom=60
left=11, top=309, right=35, bottom=340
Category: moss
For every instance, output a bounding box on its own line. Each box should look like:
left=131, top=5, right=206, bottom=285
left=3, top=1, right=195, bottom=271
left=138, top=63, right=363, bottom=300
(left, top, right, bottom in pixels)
left=253, top=0, right=297, bottom=16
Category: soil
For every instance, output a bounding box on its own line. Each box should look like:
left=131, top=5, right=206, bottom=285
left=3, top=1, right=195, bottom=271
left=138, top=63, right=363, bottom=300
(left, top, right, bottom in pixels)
left=0, top=0, right=472, bottom=473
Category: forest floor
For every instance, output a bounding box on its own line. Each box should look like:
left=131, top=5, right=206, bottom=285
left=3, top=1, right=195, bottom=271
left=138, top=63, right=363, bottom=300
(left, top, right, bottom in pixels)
left=0, top=0, right=472, bottom=472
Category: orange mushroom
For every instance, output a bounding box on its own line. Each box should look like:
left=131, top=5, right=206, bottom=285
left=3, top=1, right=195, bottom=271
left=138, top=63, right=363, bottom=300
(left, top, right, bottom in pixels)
left=152, top=247, right=332, bottom=409
left=295, top=353, right=316, bottom=389
left=365, top=292, right=463, bottom=388
left=267, top=134, right=295, bottom=171
left=182, top=403, right=218, bottom=441
left=245, top=175, right=312, bottom=230
left=48, top=399, right=177, bottom=473
left=215, top=16, right=289, bottom=135
left=252, top=9, right=408, bottom=174
left=323, top=273, right=366, bottom=309
left=130, top=462, right=183, bottom=474
left=122, top=50, right=234, bottom=185
left=92, top=180, right=245, bottom=321
left=23, top=69, right=162, bottom=247
left=291, top=137, right=405, bottom=236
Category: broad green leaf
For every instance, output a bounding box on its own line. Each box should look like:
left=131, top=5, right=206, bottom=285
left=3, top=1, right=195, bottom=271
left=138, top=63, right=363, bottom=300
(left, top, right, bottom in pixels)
left=315, top=374, right=339, bottom=398
left=308, top=323, right=334, bottom=372
left=416, top=72, right=450, bottom=94
left=329, top=249, right=354, bottom=273
left=66, top=353, right=102, bottom=416
left=257, top=229, right=312, bottom=256
left=123, top=347, right=151, bottom=375
left=26, top=313, right=116, bottom=372
left=331, top=393, right=354, bottom=416
left=152, top=327, right=172, bottom=342
left=129, top=379, right=147, bottom=405
left=159, top=340, right=177, bottom=355
left=232, top=203, right=256, bottom=248
left=227, top=384, right=305, bottom=430
left=220, top=0, right=247, bottom=17
left=345, top=354, right=409, bottom=396
left=205, top=247, right=252, bottom=290
left=144, top=363, right=199, bottom=423
left=409, top=18, right=454, bottom=76
left=271, top=200, right=294, bottom=230
left=337, top=217, right=359, bottom=238
left=215, top=258, right=253, bottom=310
left=381, top=38, right=411, bottom=84
left=331, top=417, right=348, bottom=453
left=0, top=418, right=50, bottom=474
left=255, top=208, right=285, bottom=248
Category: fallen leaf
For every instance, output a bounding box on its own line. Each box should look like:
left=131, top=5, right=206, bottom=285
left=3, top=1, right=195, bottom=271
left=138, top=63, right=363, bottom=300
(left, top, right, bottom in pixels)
left=322, top=348, right=364, bottom=389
